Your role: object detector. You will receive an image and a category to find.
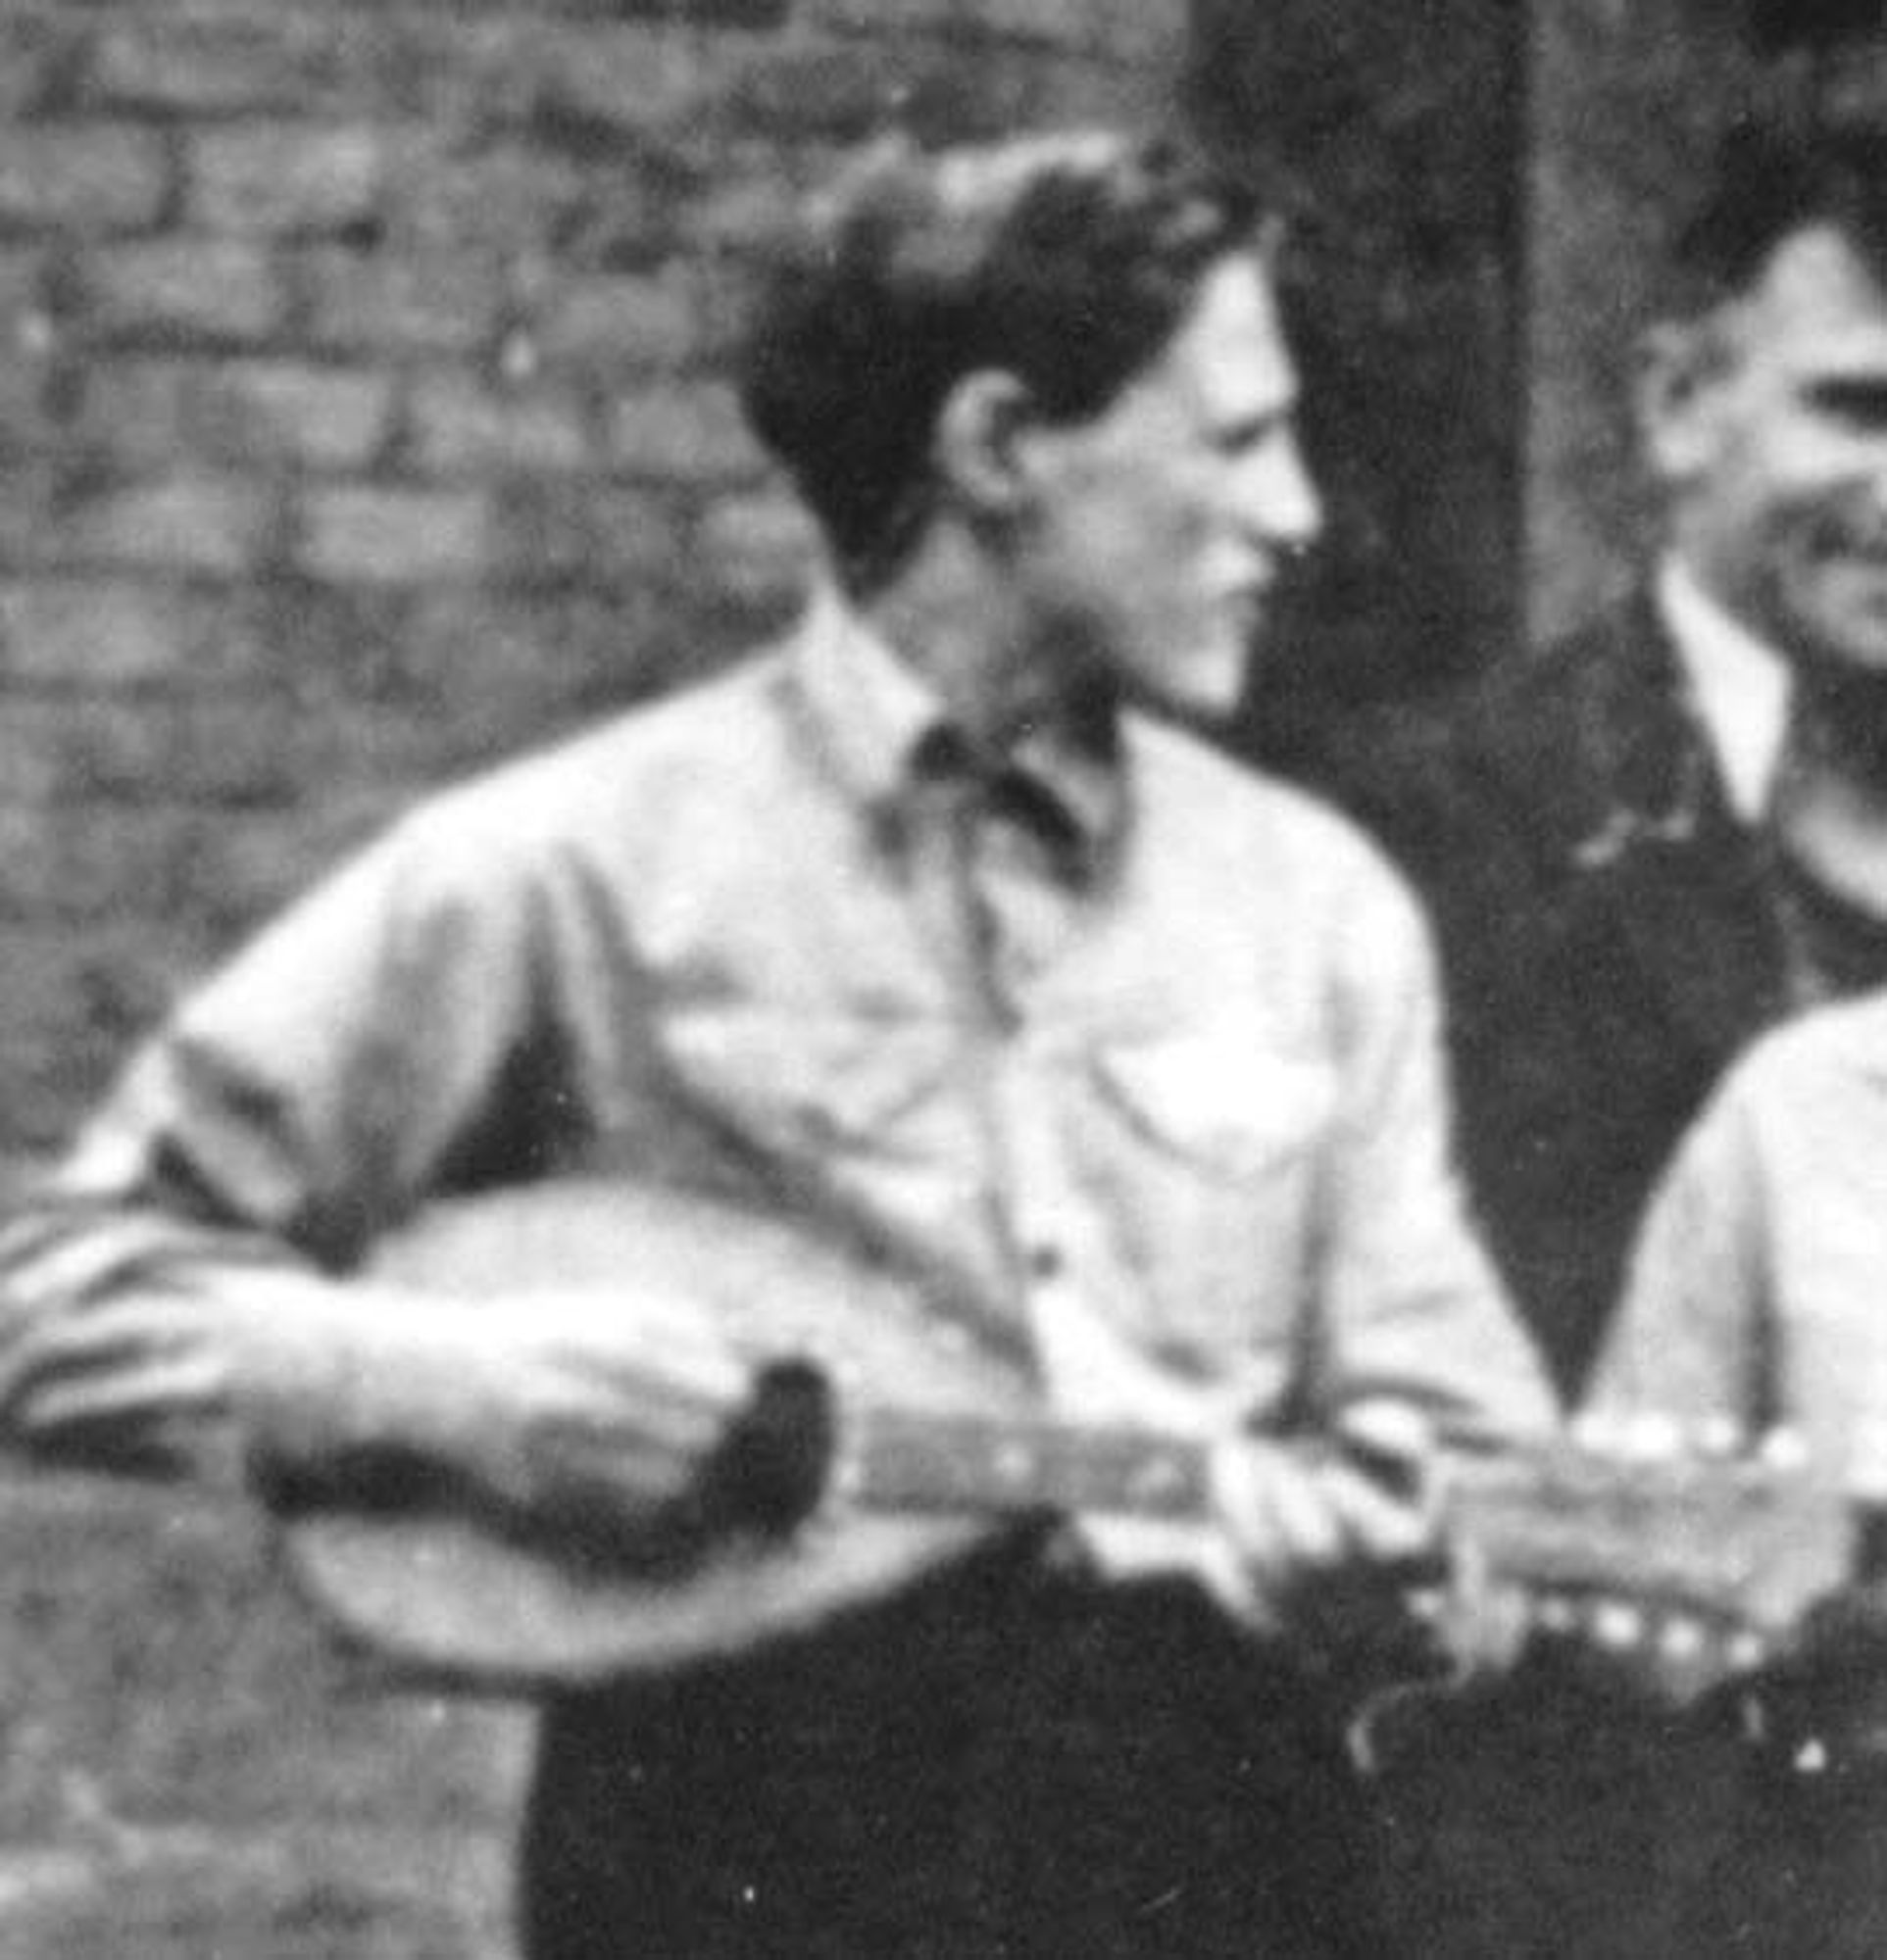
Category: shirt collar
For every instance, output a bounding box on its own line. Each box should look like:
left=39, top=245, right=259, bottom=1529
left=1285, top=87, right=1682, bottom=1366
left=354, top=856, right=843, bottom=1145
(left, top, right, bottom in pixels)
left=1656, top=554, right=1794, bottom=825
left=788, top=578, right=1128, bottom=880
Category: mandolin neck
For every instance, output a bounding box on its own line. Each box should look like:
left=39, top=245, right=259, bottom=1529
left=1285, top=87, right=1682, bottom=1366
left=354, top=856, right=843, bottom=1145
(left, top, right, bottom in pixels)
left=845, top=1410, right=1214, bottom=1521
left=842, top=1412, right=1859, bottom=1643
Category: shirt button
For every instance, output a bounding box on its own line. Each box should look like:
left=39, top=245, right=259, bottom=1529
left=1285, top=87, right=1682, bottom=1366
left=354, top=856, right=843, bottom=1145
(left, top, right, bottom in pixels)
left=1025, top=1243, right=1064, bottom=1283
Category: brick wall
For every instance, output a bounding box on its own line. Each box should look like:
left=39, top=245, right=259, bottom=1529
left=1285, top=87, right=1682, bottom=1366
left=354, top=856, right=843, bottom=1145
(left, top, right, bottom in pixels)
left=0, top=6, right=1187, bottom=1954
left=0, top=0, right=1186, bottom=1159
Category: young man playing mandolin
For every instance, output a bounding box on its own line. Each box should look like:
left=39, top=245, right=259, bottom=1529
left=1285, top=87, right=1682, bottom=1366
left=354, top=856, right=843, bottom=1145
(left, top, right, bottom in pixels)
left=0, top=130, right=1550, bottom=1957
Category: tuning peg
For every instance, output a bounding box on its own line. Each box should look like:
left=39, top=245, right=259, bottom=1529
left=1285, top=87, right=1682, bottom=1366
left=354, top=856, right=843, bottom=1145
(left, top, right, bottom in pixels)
left=1592, top=1599, right=1648, bottom=1650
left=1532, top=1594, right=1579, bottom=1638
left=1726, top=1630, right=1768, bottom=1674
left=1655, top=1615, right=1708, bottom=1664
left=1756, top=1427, right=1811, bottom=1475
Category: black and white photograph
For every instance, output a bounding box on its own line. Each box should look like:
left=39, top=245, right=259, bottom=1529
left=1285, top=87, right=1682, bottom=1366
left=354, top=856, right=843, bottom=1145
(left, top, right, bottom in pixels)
left=0, top=3, right=1882, bottom=1954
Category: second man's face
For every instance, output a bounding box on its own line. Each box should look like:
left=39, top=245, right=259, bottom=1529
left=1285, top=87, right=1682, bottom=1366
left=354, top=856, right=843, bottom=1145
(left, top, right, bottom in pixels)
left=1663, top=222, right=1887, bottom=681
left=1010, top=252, right=1324, bottom=722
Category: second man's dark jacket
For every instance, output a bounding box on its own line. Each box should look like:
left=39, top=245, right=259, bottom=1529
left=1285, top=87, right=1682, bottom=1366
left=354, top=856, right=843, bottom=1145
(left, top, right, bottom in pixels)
left=1301, top=591, right=1795, bottom=1400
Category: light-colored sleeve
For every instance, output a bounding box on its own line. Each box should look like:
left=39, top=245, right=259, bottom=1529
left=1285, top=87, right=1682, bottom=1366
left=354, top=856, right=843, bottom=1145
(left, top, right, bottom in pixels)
left=81, top=803, right=562, bottom=1247
left=1315, top=865, right=1557, bottom=1444
left=0, top=806, right=557, bottom=1472
left=1584, top=1069, right=1774, bottom=1441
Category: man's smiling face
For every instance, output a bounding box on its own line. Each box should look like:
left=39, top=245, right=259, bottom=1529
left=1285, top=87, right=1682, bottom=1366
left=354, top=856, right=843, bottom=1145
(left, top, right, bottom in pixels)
left=1659, top=222, right=1887, bottom=680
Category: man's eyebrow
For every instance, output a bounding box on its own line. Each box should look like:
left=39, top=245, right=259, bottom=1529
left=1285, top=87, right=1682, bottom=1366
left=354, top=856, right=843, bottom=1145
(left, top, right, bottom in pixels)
left=1805, top=375, right=1887, bottom=417
left=1213, top=396, right=1297, bottom=449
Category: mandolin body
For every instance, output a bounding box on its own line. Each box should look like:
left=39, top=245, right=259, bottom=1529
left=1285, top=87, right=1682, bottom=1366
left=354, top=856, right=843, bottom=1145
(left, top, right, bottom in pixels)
left=282, top=1180, right=1094, bottom=1688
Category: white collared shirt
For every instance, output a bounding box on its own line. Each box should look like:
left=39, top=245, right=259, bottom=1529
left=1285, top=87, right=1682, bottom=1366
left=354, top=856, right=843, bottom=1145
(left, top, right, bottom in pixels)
left=1656, top=555, right=1794, bottom=826
left=22, top=582, right=1551, bottom=1527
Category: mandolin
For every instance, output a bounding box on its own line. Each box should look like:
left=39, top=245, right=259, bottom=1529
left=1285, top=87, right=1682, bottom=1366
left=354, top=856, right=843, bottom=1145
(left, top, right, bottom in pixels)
left=276, top=1180, right=1857, bottom=1696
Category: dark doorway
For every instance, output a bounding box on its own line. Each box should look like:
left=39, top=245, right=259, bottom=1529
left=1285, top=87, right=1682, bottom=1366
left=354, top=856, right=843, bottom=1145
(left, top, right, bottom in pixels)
left=1187, top=0, right=1526, bottom=766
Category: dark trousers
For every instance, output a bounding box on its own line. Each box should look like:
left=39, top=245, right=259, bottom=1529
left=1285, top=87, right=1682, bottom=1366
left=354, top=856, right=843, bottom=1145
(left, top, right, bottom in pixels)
left=520, top=1539, right=1394, bottom=1959
left=1362, top=1644, right=1884, bottom=1960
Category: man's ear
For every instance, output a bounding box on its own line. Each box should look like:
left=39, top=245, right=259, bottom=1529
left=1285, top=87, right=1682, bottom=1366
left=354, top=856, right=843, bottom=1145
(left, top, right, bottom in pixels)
left=932, top=369, right=1037, bottom=519
left=1635, top=318, right=1734, bottom=487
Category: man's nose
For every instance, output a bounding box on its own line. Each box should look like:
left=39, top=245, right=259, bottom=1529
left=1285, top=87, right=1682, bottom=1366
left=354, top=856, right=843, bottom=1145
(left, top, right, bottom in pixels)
left=1242, top=433, right=1323, bottom=554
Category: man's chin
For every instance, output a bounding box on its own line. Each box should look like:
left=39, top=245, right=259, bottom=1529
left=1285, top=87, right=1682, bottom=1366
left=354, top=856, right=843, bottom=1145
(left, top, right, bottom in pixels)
left=1134, top=644, right=1253, bottom=725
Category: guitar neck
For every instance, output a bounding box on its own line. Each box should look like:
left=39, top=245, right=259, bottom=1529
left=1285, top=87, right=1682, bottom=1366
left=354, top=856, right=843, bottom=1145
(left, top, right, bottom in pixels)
left=842, top=1413, right=1857, bottom=1642
left=845, top=1410, right=1214, bottom=1522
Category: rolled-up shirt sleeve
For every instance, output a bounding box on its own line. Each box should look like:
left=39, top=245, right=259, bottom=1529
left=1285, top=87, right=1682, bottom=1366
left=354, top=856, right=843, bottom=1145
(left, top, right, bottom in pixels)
left=0, top=805, right=555, bottom=1468
left=1585, top=1066, right=1774, bottom=1442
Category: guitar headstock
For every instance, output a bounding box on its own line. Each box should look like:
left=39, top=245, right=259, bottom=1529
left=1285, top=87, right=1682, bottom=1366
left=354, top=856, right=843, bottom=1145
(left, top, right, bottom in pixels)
left=1436, top=1433, right=1857, bottom=1703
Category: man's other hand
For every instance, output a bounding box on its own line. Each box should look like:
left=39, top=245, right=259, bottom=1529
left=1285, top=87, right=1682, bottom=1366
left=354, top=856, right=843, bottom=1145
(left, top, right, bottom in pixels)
left=1207, top=1399, right=1444, bottom=1625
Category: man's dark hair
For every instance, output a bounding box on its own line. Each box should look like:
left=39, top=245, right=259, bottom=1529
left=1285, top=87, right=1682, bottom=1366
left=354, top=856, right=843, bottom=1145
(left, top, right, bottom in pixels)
left=1671, top=109, right=1887, bottom=311
left=737, top=130, right=1262, bottom=589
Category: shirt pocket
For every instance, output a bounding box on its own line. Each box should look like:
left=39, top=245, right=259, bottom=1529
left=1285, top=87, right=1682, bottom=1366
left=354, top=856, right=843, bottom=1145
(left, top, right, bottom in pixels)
left=1089, top=1033, right=1334, bottom=1182
left=1082, top=1033, right=1336, bottom=1363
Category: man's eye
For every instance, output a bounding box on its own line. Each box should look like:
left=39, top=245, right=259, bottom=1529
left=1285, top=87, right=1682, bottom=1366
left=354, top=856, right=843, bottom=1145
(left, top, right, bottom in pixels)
left=1214, top=415, right=1282, bottom=458
left=1809, top=380, right=1887, bottom=430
